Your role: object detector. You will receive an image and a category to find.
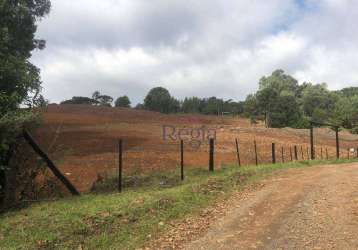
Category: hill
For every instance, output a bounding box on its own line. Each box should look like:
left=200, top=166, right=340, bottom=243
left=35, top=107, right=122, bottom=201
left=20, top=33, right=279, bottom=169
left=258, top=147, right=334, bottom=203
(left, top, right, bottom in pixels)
left=32, top=104, right=358, bottom=192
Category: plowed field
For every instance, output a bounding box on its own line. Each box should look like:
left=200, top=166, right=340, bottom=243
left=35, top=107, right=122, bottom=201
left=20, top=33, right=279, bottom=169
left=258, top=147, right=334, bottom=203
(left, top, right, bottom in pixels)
left=33, top=104, right=358, bottom=192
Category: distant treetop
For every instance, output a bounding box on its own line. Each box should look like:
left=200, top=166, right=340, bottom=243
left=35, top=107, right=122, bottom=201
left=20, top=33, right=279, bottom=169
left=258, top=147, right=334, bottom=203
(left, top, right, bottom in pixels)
left=115, top=96, right=131, bottom=108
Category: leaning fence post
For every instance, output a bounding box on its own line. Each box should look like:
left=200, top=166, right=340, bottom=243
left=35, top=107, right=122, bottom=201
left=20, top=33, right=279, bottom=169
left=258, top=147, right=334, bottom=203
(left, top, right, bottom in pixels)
left=23, top=129, right=80, bottom=196
left=180, top=140, right=184, bottom=180
left=294, top=146, right=298, bottom=161
left=118, top=139, right=123, bottom=192
left=272, top=143, right=276, bottom=164
left=235, top=138, right=241, bottom=167
left=281, top=146, right=284, bottom=163
left=209, top=138, right=214, bottom=172
left=254, top=140, right=258, bottom=166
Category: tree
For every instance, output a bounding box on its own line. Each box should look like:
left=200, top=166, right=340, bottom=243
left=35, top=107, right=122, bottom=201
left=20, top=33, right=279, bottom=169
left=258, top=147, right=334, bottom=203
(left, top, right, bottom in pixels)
left=115, top=96, right=131, bottom=108
left=92, top=91, right=113, bottom=107
left=169, top=97, right=181, bottom=113
left=135, top=103, right=144, bottom=110
left=227, top=101, right=245, bottom=116
left=333, top=87, right=358, bottom=131
left=269, top=94, right=301, bottom=128
left=92, top=91, right=101, bottom=102
left=0, top=0, right=51, bottom=111
left=182, top=97, right=242, bottom=116
left=0, top=0, right=51, bottom=206
left=182, top=97, right=202, bottom=113
left=301, top=83, right=337, bottom=123
left=61, top=96, right=97, bottom=105
left=338, top=87, right=358, bottom=98
left=97, top=95, right=113, bottom=107
left=244, top=94, right=260, bottom=122
left=144, top=87, right=179, bottom=113
left=255, top=70, right=301, bottom=127
left=333, top=95, right=358, bottom=130
left=202, top=97, right=223, bottom=115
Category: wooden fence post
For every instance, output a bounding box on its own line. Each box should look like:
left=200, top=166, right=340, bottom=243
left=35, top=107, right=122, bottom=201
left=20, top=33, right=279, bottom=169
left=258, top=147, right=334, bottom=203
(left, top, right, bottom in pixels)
left=320, top=147, right=323, bottom=159
left=301, top=145, right=304, bottom=160
left=235, top=138, right=241, bottom=167
left=347, top=148, right=350, bottom=159
left=281, top=146, right=284, bottom=163
left=23, top=129, right=80, bottom=196
left=180, top=140, right=184, bottom=180
left=118, top=139, right=123, bottom=192
left=310, top=124, right=315, bottom=160
left=254, top=140, right=258, bottom=166
left=272, top=143, right=276, bottom=164
left=209, top=138, right=214, bottom=172
left=356, top=147, right=358, bottom=158
left=294, top=146, right=298, bottom=161
left=306, top=147, right=310, bottom=160
left=335, top=127, right=340, bottom=159
left=326, top=148, right=328, bottom=160
left=290, top=147, right=293, bottom=161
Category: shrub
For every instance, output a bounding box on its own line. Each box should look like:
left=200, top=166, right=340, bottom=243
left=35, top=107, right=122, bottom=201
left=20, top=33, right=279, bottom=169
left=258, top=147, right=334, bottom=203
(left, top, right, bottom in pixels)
left=0, top=110, right=40, bottom=206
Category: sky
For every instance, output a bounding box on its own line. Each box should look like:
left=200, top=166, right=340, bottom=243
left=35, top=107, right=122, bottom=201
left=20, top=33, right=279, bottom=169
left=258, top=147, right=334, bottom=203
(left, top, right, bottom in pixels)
left=31, top=0, right=358, bottom=105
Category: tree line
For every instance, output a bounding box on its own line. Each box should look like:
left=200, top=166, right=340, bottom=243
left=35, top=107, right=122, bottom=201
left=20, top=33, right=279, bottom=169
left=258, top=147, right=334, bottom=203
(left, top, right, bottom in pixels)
left=61, top=88, right=244, bottom=116
left=61, top=91, right=131, bottom=108
left=60, top=70, right=358, bottom=133
left=243, top=69, right=358, bottom=132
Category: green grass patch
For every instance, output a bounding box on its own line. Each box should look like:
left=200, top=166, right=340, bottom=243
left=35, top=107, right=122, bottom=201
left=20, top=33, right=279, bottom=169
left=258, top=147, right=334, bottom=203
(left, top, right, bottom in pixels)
left=0, top=159, right=356, bottom=249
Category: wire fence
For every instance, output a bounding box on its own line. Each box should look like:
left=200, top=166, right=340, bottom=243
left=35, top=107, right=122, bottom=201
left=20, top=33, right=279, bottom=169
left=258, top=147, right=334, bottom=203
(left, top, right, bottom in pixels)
left=19, top=125, right=358, bottom=197
left=107, top=134, right=357, bottom=193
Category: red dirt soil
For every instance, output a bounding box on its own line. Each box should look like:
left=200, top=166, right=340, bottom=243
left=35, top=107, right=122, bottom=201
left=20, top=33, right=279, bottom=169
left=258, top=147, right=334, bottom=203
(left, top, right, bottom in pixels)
left=32, top=104, right=358, bottom=192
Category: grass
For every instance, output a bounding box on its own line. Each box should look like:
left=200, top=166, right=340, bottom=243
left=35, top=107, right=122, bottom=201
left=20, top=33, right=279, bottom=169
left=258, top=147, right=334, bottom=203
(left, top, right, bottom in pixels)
left=0, top=158, right=357, bottom=249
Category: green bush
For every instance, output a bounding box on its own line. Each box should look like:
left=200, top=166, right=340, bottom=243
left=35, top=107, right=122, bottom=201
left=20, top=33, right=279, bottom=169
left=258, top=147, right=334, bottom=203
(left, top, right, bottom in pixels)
left=0, top=110, right=40, bottom=198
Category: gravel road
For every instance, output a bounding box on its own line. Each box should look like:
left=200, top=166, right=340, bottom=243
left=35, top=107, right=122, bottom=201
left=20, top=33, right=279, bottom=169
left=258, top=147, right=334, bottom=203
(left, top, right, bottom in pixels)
left=184, top=163, right=358, bottom=250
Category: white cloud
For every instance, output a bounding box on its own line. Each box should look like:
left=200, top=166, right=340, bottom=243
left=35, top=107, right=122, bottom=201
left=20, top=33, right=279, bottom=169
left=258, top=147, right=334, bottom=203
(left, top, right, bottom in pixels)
left=32, top=0, right=358, bottom=104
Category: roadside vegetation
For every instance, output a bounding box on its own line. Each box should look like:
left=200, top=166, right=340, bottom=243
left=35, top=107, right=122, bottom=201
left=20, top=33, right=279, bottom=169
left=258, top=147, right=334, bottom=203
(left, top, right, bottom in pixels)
left=0, top=0, right=51, bottom=208
left=1, top=159, right=357, bottom=250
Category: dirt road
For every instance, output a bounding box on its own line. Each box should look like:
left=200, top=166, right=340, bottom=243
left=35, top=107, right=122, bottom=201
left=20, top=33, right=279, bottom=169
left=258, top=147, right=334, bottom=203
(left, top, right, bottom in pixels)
left=183, top=163, right=358, bottom=250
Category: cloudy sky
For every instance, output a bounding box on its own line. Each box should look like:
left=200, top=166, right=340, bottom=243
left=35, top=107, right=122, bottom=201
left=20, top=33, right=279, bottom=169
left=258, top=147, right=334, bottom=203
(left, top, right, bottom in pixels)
left=31, top=0, right=358, bottom=105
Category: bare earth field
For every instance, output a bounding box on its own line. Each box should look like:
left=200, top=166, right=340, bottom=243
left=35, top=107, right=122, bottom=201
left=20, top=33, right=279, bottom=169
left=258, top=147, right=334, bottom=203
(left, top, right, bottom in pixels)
left=34, top=104, right=358, bottom=192
left=148, top=163, right=358, bottom=250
